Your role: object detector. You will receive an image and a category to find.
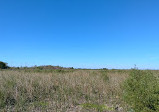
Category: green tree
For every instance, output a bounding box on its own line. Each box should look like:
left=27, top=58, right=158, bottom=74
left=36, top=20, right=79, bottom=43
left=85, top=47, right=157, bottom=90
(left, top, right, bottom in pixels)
left=0, top=61, right=8, bottom=69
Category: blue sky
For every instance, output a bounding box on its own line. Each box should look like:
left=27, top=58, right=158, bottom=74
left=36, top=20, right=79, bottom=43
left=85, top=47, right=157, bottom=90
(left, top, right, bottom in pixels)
left=0, top=0, right=159, bottom=69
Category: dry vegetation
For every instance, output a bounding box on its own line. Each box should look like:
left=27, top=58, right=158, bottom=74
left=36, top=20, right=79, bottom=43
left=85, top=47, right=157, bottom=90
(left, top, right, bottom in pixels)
left=0, top=69, right=158, bottom=112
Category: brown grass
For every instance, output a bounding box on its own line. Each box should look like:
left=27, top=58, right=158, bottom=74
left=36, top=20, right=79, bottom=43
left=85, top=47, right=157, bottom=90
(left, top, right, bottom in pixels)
left=0, top=69, right=129, bottom=112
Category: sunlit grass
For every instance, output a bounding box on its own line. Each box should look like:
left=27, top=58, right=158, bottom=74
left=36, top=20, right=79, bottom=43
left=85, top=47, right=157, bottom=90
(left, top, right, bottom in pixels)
left=0, top=69, right=158, bottom=111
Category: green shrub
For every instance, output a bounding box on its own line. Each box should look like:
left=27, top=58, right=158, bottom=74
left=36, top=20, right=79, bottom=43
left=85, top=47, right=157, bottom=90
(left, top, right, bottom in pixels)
left=122, top=69, right=159, bottom=112
left=0, top=61, right=8, bottom=69
left=103, top=68, right=108, bottom=70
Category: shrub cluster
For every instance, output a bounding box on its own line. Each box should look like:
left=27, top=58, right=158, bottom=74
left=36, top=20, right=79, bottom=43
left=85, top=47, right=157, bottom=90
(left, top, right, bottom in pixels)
left=0, top=61, right=8, bottom=69
left=123, top=69, right=159, bottom=112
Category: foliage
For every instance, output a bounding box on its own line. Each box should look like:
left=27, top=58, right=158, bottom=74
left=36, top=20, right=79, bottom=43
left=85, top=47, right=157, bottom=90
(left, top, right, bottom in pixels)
left=0, top=61, right=8, bottom=69
left=122, top=69, right=159, bottom=112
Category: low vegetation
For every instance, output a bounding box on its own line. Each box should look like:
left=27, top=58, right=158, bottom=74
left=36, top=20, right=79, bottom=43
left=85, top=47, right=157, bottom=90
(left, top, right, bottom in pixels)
left=0, top=65, right=159, bottom=111
left=122, top=69, right=159, bottom=112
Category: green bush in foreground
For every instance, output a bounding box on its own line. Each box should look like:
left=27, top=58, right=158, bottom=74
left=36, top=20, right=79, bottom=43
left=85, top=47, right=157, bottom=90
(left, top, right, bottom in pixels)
left=123, top=69, right=159, bottom=112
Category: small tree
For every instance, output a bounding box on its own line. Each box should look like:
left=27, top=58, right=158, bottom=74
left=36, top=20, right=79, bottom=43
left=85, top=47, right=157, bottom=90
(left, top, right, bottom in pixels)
left=103, top=68, right=108, bottom=70
left=0, top=61, right=8, bottom=69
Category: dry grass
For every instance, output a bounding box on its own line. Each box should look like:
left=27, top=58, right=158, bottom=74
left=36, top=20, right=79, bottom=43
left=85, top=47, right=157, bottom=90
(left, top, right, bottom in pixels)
left=0, top=69, right=129, bottom=112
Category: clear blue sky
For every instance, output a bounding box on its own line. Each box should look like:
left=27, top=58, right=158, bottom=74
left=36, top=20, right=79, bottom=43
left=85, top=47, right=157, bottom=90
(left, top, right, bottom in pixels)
left=0, top=0, right=159, bottom=69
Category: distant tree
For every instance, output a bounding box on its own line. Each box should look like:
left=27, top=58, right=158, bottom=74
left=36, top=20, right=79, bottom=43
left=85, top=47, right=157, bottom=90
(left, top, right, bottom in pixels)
left=70, top=67, right=74, bottom=69
left=103, top=68, right=108, bottom=70
left=0, top=61, right=8, bottom=69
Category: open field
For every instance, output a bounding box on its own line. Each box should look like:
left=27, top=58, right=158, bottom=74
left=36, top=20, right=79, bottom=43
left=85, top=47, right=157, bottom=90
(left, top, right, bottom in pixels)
left=0, top=69, right=159, bottom=112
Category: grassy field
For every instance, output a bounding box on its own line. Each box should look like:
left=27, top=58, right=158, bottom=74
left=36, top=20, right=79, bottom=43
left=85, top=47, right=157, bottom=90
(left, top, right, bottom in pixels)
left=0, top=69, right=159, bottom=112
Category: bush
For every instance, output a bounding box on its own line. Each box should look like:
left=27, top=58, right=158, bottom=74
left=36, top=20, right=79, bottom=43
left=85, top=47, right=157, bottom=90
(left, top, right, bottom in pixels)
left=103, top=68, right=108, bottom=70
left=122, top=69, right=159, bottom=112
left=0, top=61, right=8, bottom=69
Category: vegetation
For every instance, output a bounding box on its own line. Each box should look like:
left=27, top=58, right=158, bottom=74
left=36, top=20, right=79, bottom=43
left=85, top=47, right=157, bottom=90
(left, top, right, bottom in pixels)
left=122, top=69, right=159, bottom=112
left=0, top=67, right=159, bottom=111
left=0, top=61, right=8, bottom=69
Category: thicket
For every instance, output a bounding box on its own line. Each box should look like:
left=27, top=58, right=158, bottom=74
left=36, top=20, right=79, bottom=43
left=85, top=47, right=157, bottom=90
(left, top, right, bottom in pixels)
left=0, top=61, right=8, bottom=69
left=122, top=69, right=159, bottom=112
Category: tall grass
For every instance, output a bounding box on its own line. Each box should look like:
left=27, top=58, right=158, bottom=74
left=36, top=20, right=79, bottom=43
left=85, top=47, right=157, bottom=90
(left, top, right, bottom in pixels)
left=0, top=69, right=158, bottom=111
left=0, top=69, right=128, bottom=111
